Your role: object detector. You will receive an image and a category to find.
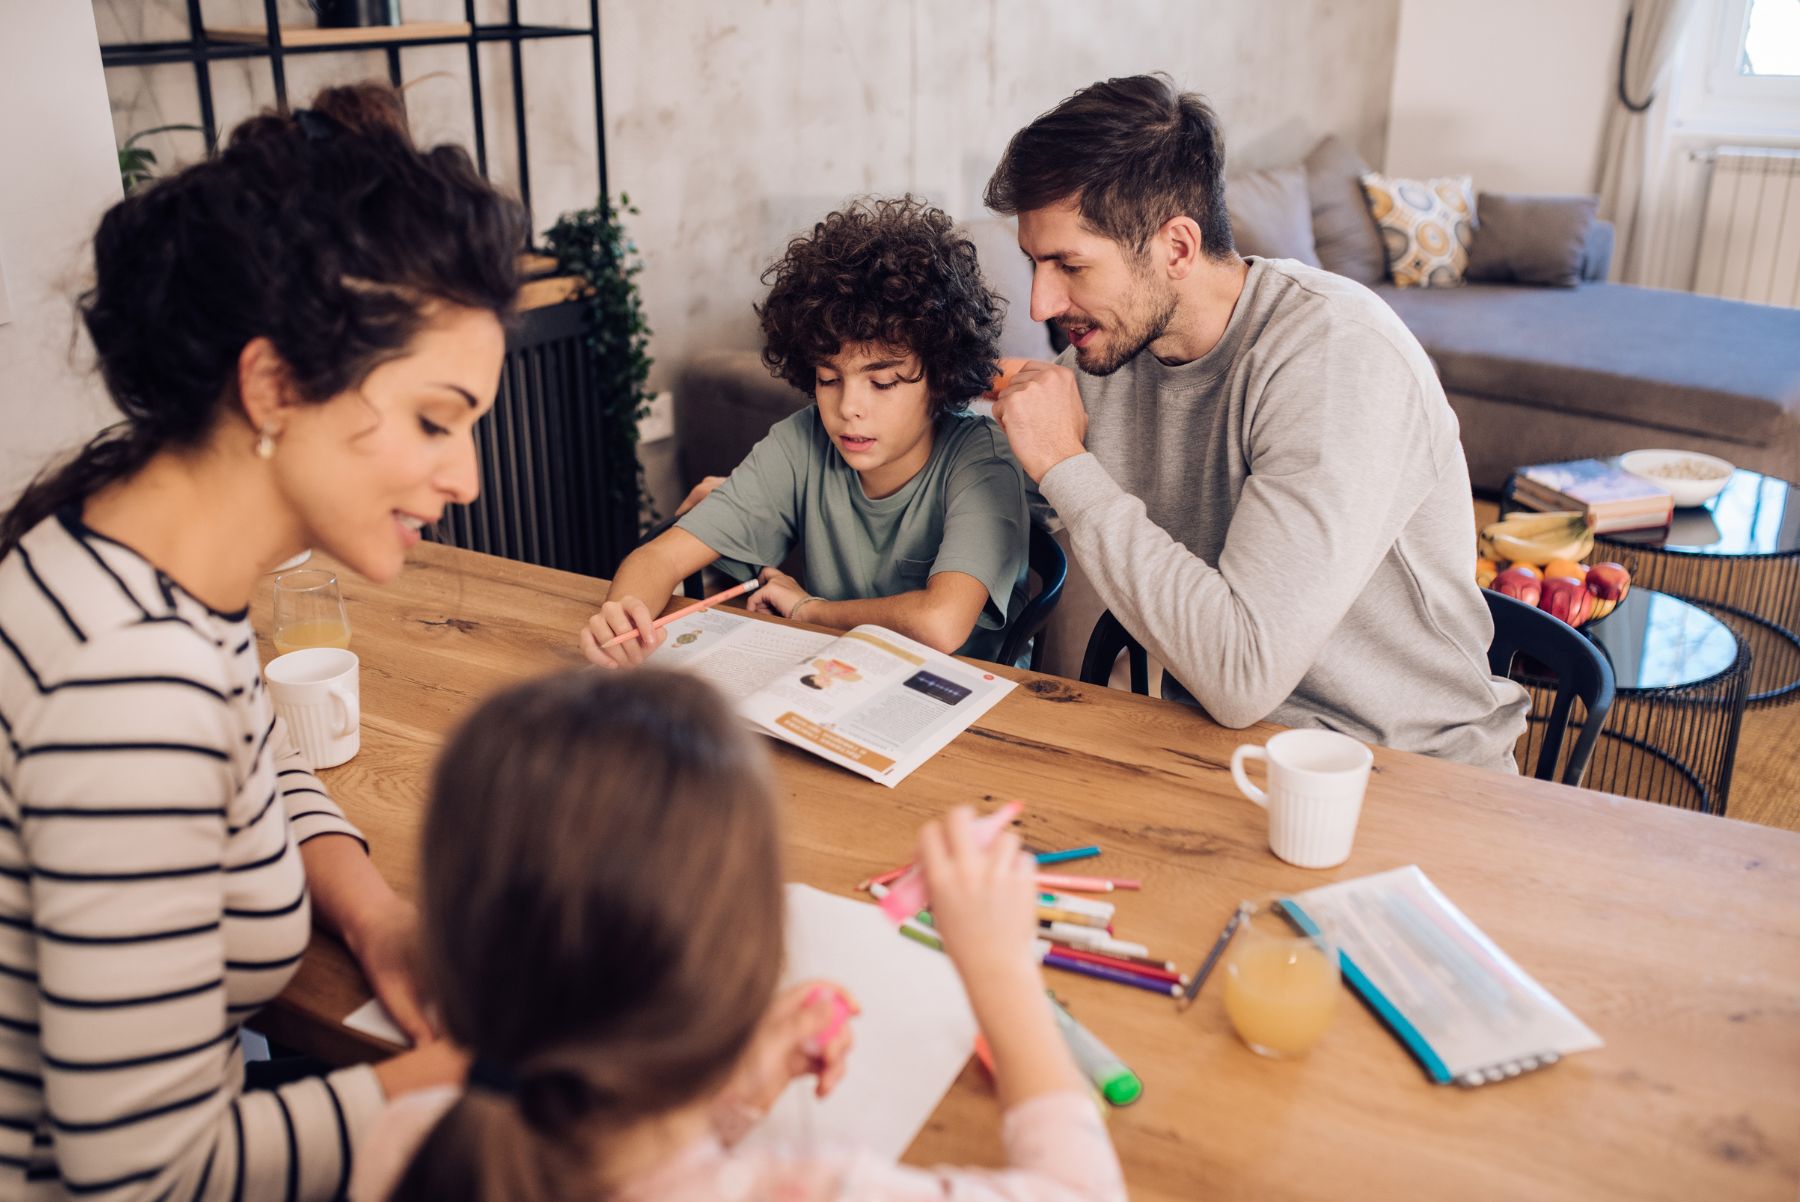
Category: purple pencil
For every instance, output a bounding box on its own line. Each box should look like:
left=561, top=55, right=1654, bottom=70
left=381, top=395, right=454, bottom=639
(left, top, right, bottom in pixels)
left=1043, top=950, right=1181, bottom=998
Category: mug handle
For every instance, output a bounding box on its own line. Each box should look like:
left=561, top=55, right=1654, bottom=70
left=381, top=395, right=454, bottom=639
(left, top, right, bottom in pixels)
left=1231, top=745, right=1269, bottom=808
left=330, top=683, right=360, bottom=738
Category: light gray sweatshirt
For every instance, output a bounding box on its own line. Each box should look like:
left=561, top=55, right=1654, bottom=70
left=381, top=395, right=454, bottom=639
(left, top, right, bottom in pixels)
left=1041, top=257, right=1527, bottom=773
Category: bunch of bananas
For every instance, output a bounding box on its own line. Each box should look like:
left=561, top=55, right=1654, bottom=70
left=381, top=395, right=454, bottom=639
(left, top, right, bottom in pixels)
left=1478, top=510, right=1593, bottom=567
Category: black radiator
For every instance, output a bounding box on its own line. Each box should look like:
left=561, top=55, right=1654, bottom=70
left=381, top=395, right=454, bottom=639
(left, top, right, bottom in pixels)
left=433, top=300, right=639, bottom=579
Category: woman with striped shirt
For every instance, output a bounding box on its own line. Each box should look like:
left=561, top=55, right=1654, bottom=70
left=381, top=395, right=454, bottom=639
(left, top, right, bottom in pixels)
left=0, top=84, right=524, bottom=1199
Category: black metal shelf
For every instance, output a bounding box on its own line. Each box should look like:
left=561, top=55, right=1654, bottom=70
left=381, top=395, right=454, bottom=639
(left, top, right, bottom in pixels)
left=100, top=25, right=593, bottom=68
left=96, top=0, right=607, bottom=238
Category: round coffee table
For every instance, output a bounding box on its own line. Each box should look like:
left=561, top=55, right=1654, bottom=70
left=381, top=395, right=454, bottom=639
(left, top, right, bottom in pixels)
left=1511, top=587, right=1749, bottom=815
left=1594, top=468, right=1800, bottom=707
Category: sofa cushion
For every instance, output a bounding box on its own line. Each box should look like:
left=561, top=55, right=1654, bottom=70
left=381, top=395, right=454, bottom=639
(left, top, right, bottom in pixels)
left=1377, top=282, right=1800, bottom=447
left=1467, top=193, right=1598, bottom=288
left=1225, top=164, right=1320, bottom=265
left=1361, top=173, right=1477, bottom=287
left=1304, top=135, right=1388, bottom=285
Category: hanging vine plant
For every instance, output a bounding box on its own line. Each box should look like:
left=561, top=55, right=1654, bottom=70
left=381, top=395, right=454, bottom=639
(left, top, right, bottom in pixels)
left=543, top=194, right=657, bottom=535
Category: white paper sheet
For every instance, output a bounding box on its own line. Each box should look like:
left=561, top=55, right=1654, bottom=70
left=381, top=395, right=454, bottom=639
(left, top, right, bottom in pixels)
left=343, top=997, right=409, bottom=1048
left=738, top=884, right=980, bottom=1162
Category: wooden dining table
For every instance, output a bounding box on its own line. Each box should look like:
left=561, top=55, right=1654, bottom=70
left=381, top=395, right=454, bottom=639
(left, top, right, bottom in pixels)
left=254, top=540, right=1800, bottom=1202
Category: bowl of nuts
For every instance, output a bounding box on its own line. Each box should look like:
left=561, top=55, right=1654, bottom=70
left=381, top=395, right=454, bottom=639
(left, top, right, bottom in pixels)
left=1619, top=449, right=1736, bottom=507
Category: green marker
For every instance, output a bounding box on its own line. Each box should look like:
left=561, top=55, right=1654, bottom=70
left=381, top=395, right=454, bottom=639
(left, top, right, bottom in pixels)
left=1049, top=999, right=1143, bottom=1106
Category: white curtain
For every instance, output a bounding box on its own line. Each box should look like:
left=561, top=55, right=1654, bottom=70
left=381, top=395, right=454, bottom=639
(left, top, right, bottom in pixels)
left=1595, top=0, right=1704, bottom=284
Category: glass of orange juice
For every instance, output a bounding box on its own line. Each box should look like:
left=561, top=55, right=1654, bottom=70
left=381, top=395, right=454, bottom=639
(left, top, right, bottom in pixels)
left=1222, top=899, right=1339, bottom=1058
left=272, top=570, right=351, bottom=656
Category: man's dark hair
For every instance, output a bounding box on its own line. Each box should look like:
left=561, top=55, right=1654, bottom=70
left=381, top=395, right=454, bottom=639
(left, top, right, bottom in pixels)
left=757, top=196, right=1003, bottom=416
left=984, top=73, right=1235, bottom=262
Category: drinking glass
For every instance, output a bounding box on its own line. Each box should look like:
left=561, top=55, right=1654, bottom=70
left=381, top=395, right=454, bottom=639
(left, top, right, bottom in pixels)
left=1222, top=899, right=1340, bottom=1058
left=272, top=570, right=351, bottom=656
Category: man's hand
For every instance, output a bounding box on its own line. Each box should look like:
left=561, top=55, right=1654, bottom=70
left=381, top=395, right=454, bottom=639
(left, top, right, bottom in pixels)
left=747, top=566, right=810, bottom=619
left=990, top=360, right=1089, bottom=482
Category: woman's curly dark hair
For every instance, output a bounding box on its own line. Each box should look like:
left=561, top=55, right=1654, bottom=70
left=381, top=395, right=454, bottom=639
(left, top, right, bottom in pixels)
left=1, top=81, right=525, bottom=558
left=757, top=196, right=1004, bottom=417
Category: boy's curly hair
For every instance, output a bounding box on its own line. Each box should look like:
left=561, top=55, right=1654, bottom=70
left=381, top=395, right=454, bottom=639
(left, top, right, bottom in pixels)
left=757, top=196, right=1004, bottom=416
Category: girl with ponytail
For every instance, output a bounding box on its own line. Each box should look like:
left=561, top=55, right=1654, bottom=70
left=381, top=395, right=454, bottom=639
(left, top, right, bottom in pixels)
left=353, top=668, right=1126, bottom=1202
left=0, top=83, right=523, bottom=1198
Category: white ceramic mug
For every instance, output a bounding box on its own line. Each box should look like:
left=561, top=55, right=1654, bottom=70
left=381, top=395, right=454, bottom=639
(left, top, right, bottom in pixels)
left=265, top=647, right=361, bottom=770
left=1230, top=730, right=1373, bottom=869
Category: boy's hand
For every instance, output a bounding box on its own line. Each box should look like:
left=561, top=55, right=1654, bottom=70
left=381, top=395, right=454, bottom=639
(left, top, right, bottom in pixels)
left=579, top=596, right=663, bottom=668
left=747, top=567, right=810, bottom=619
left=918, top=807, right=1041, bottom=984
left=991, top=360, right=1089, bottom=483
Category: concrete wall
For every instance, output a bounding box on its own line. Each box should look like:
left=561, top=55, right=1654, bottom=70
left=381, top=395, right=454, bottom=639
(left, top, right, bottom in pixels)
left=0, top=1, right=123, bottom=503
left=1385, top=0, right=1627, bottom=194
left=94, top=0, right=1403, bottom=399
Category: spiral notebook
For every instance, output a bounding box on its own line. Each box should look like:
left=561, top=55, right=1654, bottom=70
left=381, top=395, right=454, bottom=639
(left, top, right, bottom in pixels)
left=1282, top=866, right=1601, bottom=1088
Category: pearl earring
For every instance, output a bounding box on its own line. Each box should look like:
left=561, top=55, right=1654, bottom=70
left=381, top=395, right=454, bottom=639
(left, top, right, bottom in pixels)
left=255, top=426, right=278, bottom=460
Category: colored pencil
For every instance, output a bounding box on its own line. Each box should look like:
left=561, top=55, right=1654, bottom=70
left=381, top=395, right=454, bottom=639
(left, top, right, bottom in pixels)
left=1040, top=891, right=1114, bottom=919
left=857, top=863, right=911, bottom=891
left=1035, top=846, right=1102, bottom=866
left=1045, top=940, right=1177, bottom=974
left=897, top=922, right=943, bottom=954
left=1053, top=945, right=1188, bottom=986
left=1039, top=904, right=1108, bottom=928
left=1043, top=950, right=1180, bottom=997
left=1036, top=873, right=1115, bottom=893
left=598, top=578, right=761, bottom=648
left=1176, top=903, right=1247, bottom=1012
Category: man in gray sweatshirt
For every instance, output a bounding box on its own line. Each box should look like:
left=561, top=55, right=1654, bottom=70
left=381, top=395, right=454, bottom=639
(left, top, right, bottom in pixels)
left=985, top=74, right=1527, bottom=773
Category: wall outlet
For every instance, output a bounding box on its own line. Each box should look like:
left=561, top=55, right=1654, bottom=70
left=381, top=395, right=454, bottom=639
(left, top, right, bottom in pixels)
left=638, top=389, right=674, bottom=444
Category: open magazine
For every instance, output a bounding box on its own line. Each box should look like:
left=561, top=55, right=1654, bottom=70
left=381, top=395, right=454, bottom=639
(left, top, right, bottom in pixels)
left=650, top=607, right=1016, bottom=787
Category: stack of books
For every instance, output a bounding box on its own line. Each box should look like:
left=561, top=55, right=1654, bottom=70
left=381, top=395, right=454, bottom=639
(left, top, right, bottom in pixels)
left=1512, top=459, right=1673, bottom=534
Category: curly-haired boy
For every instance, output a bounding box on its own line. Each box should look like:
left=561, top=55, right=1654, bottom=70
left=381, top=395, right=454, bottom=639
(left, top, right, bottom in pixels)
left=583, top=196, right=1029, bottom=663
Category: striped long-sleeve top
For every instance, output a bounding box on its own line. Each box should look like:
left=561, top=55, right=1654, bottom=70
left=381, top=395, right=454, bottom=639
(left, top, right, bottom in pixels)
left=0, top=509, right=386, bottom=1200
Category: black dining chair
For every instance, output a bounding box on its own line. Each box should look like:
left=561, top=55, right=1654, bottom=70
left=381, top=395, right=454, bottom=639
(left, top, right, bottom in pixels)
left=1482, top=587, right=1616, bottom=787
left=993, top=523, right=1069, bottom=670
left=1079, top=609, right=1149, bottom=694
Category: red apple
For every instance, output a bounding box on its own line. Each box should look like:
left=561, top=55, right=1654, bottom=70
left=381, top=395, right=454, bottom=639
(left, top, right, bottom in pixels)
left=1493, top=565, right=1541, bottom=608
left=1539, top=576, right=1595, bottom=627
left=1585, top=561, right=1631, bottom=602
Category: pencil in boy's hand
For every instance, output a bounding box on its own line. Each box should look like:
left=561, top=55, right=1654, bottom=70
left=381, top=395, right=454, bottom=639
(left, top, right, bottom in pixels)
left=598, top=578, right=761, bottom=648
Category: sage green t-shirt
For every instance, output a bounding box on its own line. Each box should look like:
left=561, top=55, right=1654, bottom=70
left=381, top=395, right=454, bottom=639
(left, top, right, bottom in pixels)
left=675, top=407, right=1029, bottom=661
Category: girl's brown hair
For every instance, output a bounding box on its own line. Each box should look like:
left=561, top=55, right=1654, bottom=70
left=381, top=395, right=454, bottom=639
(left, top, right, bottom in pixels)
left=0, top=81, right=524, bottom=558
left=389, top=669, right=786, bottom=1202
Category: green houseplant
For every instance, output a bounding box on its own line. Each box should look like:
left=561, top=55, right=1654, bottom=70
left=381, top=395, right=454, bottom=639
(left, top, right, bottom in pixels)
left=544, top=195, right=657, bottom=543
left=118, top=124, right=204, bottom=193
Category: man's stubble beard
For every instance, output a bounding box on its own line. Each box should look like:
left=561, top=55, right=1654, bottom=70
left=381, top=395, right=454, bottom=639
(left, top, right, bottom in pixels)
left=1073, top=274, right=1179, bottom=377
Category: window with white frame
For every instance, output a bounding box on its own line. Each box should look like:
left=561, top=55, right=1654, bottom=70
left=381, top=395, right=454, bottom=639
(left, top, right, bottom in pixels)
left=1674, top=0, right=1800, bottom=134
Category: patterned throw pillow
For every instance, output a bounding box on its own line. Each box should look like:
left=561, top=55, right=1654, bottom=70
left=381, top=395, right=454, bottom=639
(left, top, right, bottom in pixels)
left=1358, top=173, right=1476, bottom=287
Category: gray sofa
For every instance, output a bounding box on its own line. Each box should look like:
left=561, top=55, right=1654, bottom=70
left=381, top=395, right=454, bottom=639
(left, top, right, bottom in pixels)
left=1244, top=135, right=1800, bottom=493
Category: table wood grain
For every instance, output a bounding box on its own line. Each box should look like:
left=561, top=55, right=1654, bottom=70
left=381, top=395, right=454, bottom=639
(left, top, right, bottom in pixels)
left=255, top=541, right=1800, bottom=1202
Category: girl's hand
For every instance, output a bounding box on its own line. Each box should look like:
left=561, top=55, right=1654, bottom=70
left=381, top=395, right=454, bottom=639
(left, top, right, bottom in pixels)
left=717, top=979, right=859, bottom=1120
left=579, top=596, right=662, bottom=668
left=344, top=896, right=435, bottom=1047
left=747, top=568, right=809, bottom=620
left=917, top=807, right=1041, bottom=984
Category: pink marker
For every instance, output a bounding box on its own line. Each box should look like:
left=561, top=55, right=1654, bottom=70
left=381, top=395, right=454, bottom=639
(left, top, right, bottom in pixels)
left=803, top=985, right=853, bottom=1058
left=877, top=801, right=1024, bottom=925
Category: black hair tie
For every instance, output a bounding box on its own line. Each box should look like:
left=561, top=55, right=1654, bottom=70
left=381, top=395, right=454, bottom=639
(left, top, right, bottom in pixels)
left=294, top=108, right=340, bottom=143
left=467, top=1058, right=520, bottom=1097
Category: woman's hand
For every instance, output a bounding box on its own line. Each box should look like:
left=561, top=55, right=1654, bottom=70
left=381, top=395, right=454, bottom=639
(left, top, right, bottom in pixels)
left=579, top=595, right=663, bottom=668
left=746, top=567, right=811, bottom=620
left=716, top=980, right=858, bottom=1123
left=343, top=895, right=436, bottom=1047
